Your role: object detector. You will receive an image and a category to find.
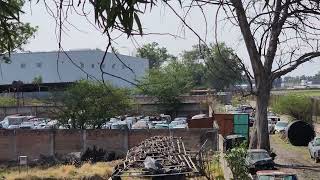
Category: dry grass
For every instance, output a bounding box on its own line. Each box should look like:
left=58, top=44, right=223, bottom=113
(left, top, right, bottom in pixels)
left=4, top=161, right=121, bottom=180
left=270, top=134, right=311, bottom=161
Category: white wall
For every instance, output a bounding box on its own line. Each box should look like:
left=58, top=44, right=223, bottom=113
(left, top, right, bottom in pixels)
left=0, top=50, right=149, bottom=88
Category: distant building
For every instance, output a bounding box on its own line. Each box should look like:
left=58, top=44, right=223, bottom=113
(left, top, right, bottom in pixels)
left=0, top=50, right=149, bottom=88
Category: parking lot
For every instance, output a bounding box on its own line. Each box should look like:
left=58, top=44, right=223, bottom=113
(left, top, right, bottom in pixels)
left=271, top=134, right=320, bottom=180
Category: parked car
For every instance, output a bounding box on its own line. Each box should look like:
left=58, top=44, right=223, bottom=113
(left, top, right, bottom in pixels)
left=249, top=117, right=255, bottom=127
left=154, top=123, right=169, bottom=129
left=225, top=134, right=246, bottom=151
left=169, top=119, right=187, bottom=128
left=274, top=121, right=288, bottom=133
left=170, top=124, right=188, bottom=129
left=253, top=170, right=298, bottom=180
left=173, top=117, right=187, bottom=122
left=268, top=115, right=280, bottom=124
left=308, top=136, right=320, bottom=163
left=132, top=120, right=149, bottom=129
left=191, top=114, right=208, bottom=120
left=246, top=149, right=275, bottom=174
left=268, top=120, right=275, bottom=134
left=160, top=114, right=171, bottom=123
left=7, top=125, right=20, bottom=129
left=241, top=105, right=254, bottom=114
left=111, top=121, right=128, bottom=130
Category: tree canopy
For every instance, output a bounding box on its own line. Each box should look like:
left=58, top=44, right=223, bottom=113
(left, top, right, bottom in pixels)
left=58, top=80, right=131, bottom=129
left=137, top=62, right=194, bottom=114
left=136, top=42, right=176, bottom=69
left=0, top=0, right=37, bottom=60
left=181, top=43, right=245, bottom=91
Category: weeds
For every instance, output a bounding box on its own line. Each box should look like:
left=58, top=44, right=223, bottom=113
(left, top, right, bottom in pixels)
left=3, top=161, right=120, bottom=180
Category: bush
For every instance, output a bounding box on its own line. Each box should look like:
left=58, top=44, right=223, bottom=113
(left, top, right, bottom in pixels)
left=271, top=94, right=312, bottom=123
left=224, top=144, right=250, bottom=180
left=0, top=97, right=16, bottom=106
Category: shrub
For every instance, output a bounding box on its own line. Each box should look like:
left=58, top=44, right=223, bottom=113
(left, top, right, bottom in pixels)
left=224, top=144, right=250, bottom=180
left=271, top=94, right=312, bottom=123
left=0, top=97, right=16, bottom=106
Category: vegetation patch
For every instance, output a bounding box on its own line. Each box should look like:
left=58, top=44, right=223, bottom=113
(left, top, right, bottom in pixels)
left=3, top=161, right=120, bottom=180
left=271, top=94, right=312, bottom=123
left=205, top=154, right=225, bottom=180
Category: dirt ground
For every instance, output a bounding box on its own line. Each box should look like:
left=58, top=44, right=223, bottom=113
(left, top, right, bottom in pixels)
left=270, top=134, right=320, bottom=180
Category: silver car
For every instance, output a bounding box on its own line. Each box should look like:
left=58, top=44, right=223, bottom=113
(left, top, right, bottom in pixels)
left=308, top=136, right=320, bottom=163
left=274, top=121, right=288, bottom=133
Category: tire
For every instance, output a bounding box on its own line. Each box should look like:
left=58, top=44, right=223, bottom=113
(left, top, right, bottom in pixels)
left=309, top=150, right=313, bottom=159
left=314, top=154, right=319, bottom=163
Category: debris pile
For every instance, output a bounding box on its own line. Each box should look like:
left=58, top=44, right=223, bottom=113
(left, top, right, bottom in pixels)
left=112, top=136, right=199, bottom=179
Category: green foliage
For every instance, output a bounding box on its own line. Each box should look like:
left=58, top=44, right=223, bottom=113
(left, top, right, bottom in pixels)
left=224, top=143, right=250, bottom=180
left=137, top=42, right=176, bottom=69
left=137, top=62, right=194, bottom=113
left=206, top=154, right=225, bottom=180
left=0, top=97, right=16, bottom=106
left=271, top=94, right=312, bottom=123
left=0, top=0, right=37, bottom=58
left=181, top=45, right=207, bottom=88
left=58, top=80, right=132, bottom=129
left=181, top=43, right=244, bottom=90
left=205, top=43, right=244, bottom=91
left=32, top=75, right=43, bottom=84
left=90, top=0, right=160, bottom=36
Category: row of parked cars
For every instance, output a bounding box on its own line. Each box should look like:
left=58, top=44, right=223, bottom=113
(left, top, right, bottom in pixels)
left=0, top=114, right=190, bottom=130
left=0, top=115, right=57, bottom=129
left=100, top=114, right=188, bottom=130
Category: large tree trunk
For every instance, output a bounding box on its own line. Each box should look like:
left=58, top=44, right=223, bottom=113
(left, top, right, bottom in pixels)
left=250, top=85, right=271, bottom=150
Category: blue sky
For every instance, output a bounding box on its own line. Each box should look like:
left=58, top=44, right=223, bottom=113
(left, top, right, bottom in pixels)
left=20, top=1, right=320, bottom=77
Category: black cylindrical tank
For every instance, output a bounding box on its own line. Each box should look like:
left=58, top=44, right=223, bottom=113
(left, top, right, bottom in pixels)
left=286, top=120, right=315, bottom=146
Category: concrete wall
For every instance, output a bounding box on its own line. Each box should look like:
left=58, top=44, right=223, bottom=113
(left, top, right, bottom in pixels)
left=0, top=106, right=60, bottom=119
left=135, top=104, right=208, bottom=117
left=218, top=134, right=233, bottom=180
left=0, top=128, right=217, bottom=162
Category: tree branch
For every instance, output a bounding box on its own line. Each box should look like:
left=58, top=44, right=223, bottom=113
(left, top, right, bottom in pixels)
left=272, top=52, right=320, bottom=80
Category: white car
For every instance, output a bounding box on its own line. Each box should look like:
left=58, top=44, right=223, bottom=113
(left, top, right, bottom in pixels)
left=19, top=122, right=35, bottom=129
left=170, top=124, right=188, bottom=129
left=308, top=137, right=320, bottom=163
left=132, top=121, right=149, bottom=129
left=169, top=119, right=187, bottom=129
left=7, top=125, right=20, bottom=129
left=274, top=121, right=288, bottom=133
left=173, top=117, right=187, bottom=122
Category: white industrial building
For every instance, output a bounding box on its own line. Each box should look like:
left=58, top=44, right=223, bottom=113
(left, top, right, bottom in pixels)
left=0, top=50, right=149, bottom=88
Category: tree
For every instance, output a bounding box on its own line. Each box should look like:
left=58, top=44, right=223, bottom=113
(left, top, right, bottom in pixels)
left=182, top=43, right=244, bottom=91
left=137, top=42, right=176, bottom=69
left=226, top=0, right=320, bottom=150
left=0, top=0, right=37, bottom=61
left=32, top=75, right=42, bottom=84
left=32, top=75, right=43, bottom=92
left=181, top=45, right=208, bottom=88
left=137, top=62, right=194, bottom=115
left=5, top=0, right=319, bottom=150
left=89, top=0, right=320, bottom=151
left=58, top=80, right=131, bottom=129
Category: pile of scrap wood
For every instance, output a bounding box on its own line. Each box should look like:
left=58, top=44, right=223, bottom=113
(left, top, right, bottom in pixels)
left=111, top=136, right=200, bottom=179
